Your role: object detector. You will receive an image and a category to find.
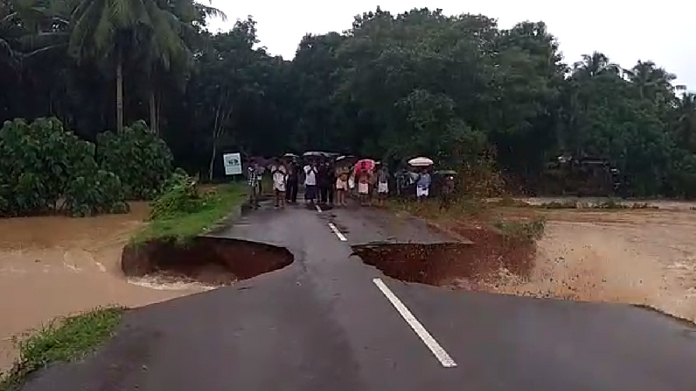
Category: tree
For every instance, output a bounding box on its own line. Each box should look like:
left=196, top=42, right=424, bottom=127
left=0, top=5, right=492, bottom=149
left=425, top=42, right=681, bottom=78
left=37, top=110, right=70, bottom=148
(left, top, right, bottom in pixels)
left=68, top=0, right=189, bottom=133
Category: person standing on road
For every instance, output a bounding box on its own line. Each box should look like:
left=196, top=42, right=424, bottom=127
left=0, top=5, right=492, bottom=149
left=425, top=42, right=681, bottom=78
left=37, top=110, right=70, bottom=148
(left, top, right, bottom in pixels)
left=285, top=161, right=299, bottom=204
left=271, top=158, right=287, bottom=208
left=416, top=168, right=431, bottom=202
left=376, top=165, right=389, bottom=207
left=303, top=160, right=318, bottom=204
left=317, top=161, right=330, bottom=205
left=335, top=165, right=349, bottom=207
left=246, top=159, right=260, bottom=209
left=326, top=161, right=336, bottom=206
left=357, top=161, right=372, bottom=206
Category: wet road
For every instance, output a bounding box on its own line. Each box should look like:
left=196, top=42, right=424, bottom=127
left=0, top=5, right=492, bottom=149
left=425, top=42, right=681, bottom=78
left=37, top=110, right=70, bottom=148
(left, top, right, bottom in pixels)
left=21, top=202, right=696, bottom=391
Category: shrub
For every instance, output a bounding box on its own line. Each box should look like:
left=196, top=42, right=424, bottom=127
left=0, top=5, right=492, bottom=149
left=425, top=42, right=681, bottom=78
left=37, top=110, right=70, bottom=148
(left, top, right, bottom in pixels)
left=97, top=120, right=174, bottom=200
left=148, top=170, right=204, bottom=220
left=0, top=117, right=127, bottom=217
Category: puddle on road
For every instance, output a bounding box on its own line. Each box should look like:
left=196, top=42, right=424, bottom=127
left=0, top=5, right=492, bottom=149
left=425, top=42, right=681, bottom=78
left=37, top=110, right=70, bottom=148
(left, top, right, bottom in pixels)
left=122, top=237, right=293, bottom=285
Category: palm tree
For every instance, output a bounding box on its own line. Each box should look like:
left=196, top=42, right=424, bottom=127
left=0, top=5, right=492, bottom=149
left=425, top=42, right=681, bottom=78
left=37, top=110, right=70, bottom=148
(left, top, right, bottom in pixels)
left=68, top=0, right=192, bottom=133
left=572, top=51, right=620, bottom=79
left=624, top=60, right=676, bottom=100
left=676, top=92, right=696, bottom=151
left=140, top=0, right=225, bottom=134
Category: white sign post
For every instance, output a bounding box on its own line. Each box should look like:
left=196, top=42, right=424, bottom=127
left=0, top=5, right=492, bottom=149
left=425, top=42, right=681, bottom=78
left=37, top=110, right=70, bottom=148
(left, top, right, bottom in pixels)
left=223, top=152, right=242, bottom=176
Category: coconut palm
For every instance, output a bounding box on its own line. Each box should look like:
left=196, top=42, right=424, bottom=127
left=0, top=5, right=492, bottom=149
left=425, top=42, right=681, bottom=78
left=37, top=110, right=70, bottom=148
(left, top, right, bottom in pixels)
left=572, top=51, right=620, bottom=79
left=68, top=0, right=197, bottom=133
left=624, top=60, right=677, bottom=100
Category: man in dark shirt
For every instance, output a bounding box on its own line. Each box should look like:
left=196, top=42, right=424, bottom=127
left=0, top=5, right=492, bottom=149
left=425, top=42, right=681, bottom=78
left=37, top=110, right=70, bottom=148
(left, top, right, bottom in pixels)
left=317, top=162, right=330, bottom=205
left=285, top=161, right=299, bottom=204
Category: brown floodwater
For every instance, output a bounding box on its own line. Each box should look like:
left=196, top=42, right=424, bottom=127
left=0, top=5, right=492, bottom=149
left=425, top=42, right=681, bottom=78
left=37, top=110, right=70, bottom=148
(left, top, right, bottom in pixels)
left=0, top=203, right=207, bottom=371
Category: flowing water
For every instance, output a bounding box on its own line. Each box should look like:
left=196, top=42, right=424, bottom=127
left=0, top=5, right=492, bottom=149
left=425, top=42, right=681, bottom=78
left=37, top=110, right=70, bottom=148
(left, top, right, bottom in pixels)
left=485, top=207, right=696, bottom=323
left=0, top=203, right=208, bottom=371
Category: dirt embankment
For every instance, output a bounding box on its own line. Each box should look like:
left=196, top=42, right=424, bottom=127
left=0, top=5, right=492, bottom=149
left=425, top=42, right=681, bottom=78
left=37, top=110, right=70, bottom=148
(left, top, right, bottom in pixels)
left=353, top=226, right=536, bottom=289
left=121, top=237, right=293, bottom=285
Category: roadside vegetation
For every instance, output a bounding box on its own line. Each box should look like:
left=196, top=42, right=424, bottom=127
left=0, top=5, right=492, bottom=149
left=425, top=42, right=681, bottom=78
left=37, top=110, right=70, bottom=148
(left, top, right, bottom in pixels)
left=132, top=172, right=246, bottom=244
left=0, top=307, right=125, bottom=391
left=0, top=117, right=174, bottom=217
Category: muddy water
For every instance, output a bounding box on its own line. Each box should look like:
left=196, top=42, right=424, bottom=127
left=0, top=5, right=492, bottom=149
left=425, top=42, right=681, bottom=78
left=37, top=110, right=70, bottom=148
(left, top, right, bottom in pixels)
left=483, top=209, right=696, bottom=323
left=0, top=203, right=207, bottom=371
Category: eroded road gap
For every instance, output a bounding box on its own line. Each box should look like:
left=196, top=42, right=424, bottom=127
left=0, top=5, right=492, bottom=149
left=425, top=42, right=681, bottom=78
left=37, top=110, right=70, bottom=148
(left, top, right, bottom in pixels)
left=372, top=277, right=457, bottom=368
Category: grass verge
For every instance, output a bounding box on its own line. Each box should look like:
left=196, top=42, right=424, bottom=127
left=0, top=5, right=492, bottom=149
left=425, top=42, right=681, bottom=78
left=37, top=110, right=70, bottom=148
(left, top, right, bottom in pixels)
left=131, top=183, right=246, bottom=244
left=0, top=307, right=125, bottom=391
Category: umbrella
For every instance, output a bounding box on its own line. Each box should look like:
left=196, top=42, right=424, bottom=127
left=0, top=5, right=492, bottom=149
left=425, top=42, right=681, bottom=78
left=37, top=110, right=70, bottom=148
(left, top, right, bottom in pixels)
left=354, top=158, right=376, bottom=175
left=283, top=153, right=298, bottom=158
left=303, top=151, right=328, bottom=157
left=408, top=156, right=434, bottom=167
left=434, top=170, right=457, bottom=176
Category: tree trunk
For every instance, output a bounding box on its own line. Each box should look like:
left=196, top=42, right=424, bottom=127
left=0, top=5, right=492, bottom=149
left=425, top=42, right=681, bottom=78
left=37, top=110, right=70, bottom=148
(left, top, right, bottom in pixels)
left=208, top=100, right=222, bottom=181
left=116, top=46, right=124, bottom=134
left=149, top=90, right=157, bottom=134
left=156, top=93, right=161, bottom=134
left=208, top=139, right=217, bottom=181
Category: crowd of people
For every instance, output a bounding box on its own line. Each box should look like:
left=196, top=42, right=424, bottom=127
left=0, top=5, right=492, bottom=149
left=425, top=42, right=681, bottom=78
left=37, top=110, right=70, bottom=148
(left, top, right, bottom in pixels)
left=244, top=154, right=453, bottom=210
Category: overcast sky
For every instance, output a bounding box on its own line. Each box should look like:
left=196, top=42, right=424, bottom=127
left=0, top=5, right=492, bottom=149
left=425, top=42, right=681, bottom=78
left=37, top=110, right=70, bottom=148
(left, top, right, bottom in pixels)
left=207, top=0, right=695, bottom=90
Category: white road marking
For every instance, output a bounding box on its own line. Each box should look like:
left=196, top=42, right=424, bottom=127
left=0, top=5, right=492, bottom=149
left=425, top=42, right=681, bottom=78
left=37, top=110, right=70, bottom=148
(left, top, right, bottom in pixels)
left=328, top=222, right=348, bottom=241
left=315, top=204, right=323, bottom=212
left=372, top=278, right=457, bottom=368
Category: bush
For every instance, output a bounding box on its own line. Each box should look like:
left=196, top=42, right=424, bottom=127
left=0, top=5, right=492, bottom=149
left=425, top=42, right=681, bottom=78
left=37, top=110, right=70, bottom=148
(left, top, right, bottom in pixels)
left=0, top=117, right=127, bottom=217
left=97, top=120, right=174, bottom=200
left=148, top=169, right=204, bottom=220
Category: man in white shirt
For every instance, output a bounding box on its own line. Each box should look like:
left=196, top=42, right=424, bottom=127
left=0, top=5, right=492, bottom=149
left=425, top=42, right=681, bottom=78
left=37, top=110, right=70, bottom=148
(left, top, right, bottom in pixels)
left=303, top=161, right=318, bottom=204
left=270, top=158, right=287, bottom=208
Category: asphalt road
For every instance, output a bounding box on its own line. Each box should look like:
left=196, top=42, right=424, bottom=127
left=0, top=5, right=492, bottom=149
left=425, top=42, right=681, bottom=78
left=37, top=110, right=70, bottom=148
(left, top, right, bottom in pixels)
left=20, top=201, right=696, bottom=391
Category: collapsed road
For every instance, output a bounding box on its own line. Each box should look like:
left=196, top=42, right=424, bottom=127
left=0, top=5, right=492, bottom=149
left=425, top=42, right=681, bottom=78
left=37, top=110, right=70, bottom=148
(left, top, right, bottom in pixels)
left=19, top=202, right=696, bottom=391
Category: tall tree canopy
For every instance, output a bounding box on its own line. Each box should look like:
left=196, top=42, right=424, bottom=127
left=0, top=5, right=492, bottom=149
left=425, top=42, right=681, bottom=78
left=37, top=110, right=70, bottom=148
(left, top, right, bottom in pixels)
left=2, top=3, right=696, bottom=197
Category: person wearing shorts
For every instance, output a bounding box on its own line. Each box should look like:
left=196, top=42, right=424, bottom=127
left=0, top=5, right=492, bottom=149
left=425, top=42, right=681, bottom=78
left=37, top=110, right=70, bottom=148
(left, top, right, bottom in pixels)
left=335, top=168, right=349, bottom=206
left=376, top=166, right=389, bottom=206
left=358, top=171, right=371, bottom=206
left=271, top=159, right=287, bottom=208
left=303, top=161, right=318, bottom=204
left=416, top=169, right=431, bottom=201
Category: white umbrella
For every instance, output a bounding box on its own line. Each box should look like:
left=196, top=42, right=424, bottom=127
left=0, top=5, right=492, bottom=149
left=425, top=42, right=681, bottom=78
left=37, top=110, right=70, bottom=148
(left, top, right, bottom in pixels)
left=408, top=156, right=433, bottom=167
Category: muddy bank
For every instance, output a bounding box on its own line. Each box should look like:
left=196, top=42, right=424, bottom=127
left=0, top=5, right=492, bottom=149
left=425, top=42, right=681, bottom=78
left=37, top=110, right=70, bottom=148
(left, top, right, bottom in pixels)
left=121, top=237, right=293, bottom=285
left=352, top=226, right=536, bottom=287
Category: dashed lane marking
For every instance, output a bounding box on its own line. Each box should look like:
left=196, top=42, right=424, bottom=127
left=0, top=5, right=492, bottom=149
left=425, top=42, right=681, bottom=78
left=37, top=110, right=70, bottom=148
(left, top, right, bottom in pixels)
left=315, top=204, right=323, bottom=212
left=372, top=278, right=457, bottom=368
left=328, top=222, right=347, bottom=241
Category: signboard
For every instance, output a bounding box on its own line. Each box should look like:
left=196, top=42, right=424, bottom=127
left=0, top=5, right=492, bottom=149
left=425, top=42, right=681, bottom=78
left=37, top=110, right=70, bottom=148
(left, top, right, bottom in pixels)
left=223, top=152, right=242, bottom=176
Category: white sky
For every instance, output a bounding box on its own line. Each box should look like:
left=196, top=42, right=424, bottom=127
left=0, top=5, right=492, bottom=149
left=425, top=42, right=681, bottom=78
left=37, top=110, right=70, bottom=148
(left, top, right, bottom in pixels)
left=207, top=0, right=695, bottom=90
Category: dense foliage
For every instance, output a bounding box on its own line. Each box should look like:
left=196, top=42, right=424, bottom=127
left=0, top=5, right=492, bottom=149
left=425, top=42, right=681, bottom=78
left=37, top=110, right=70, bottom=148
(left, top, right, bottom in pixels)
left=97, top=120, right=174, bottom=200
left=0, top=118, right=128, bottom=216
left=2, top=1, right=696, bottom=197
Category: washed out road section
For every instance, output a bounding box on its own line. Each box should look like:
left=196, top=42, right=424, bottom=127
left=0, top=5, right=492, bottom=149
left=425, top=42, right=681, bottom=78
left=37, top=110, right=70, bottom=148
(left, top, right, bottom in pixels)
left=19, top=201, right=696, bottom=391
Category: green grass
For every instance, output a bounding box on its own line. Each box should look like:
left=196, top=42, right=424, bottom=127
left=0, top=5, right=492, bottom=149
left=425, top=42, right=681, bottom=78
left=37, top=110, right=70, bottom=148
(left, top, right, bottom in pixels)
left=0, top=307, right=125, bottom=391
left=131, top=183, right=246, bottom=244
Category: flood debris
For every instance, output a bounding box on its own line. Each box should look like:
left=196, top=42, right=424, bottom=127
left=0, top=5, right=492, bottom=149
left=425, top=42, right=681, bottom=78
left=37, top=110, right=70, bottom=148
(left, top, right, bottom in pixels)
left=121, top=237, right=293, bottom=285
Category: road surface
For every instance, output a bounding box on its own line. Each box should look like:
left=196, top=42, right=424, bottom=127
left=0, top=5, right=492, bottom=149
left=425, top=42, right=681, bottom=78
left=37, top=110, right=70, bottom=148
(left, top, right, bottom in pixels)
left=20, top=202, right=696, bottom=391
